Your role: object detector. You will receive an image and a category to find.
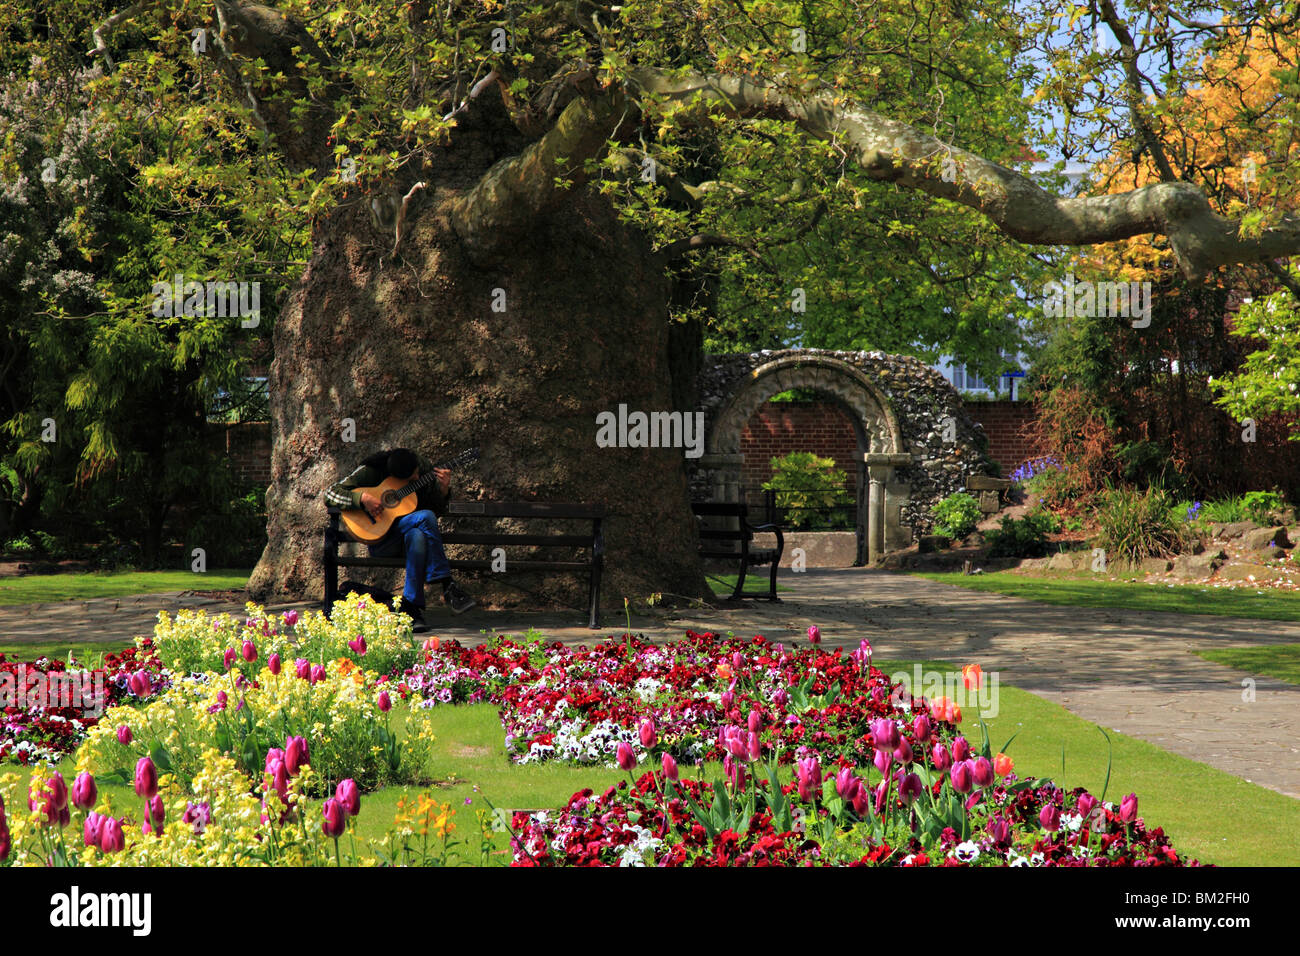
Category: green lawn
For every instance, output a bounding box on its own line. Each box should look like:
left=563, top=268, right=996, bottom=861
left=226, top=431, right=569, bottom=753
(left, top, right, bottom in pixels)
left=1195, top=643, right=1300, bottom=685
left=912, top=569, right=1300, bottom=622
left=706, top=572, right=791, bottom=598
left=11, top=658, right=1297, bottom=865
left=0, top=569, right=252, bottom=607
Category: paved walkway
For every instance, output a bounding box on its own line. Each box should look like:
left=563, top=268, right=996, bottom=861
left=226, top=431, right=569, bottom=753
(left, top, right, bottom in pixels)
left=2, top=568, right=1298, bottom=798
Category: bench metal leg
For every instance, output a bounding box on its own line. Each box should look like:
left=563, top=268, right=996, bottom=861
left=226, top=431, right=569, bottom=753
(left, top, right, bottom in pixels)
left=588, top=517, right=604, bottom=629
left=323, top=518, right=340, bottom=619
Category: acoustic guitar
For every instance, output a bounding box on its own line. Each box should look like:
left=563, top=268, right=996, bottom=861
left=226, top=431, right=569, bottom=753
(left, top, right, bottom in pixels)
left=339, top=447, right=480, bottom=542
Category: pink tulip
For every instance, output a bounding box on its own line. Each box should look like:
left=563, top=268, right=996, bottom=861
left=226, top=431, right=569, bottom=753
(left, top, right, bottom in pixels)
left=930, top=742, right=951, bottom=772
left=747, top=731, right=761, bottom=762
left=99, top=816, right=125, bottom=853
left=147, top=794, right=165, bottom=832
left=1119, top=792, right=1139, bottom=824
left=267, top=759, right=290, bottom=805
left=724, top=753, right=746, bottom=790
left=796, top=757, right=820, bottom=802
left=616, top=741, right=636, bottom=771
left=134, top=757, right=158, bottom=800
left=662, top=753, right=679, bottom=781
left=264, top=748, right=285, bottom=773
left=1077, top=793, right=1098, bottom=820
left=899, top=772, right=924, bottom=805
left=807, top=625, right=821, bottom=645
left=639, top=718, right=657, bottom=748
left=348, top=636, right=367, bottom=655
left=772, top=688, right=788, bottom=708
left=127, top=671, right=151, bottom=697
left=223, top=648, right=237, bottom=671
left=951, top=736, right=971, bottom=763
left=987, top=816, right=1011, bottom=844
left=851, top=783, right=871, bottom=816
left=45, top=772, right=68, bottom=812
left=1039, top=803, right=1061, bottom=832
left=295, top=658, right=311, bottom=680
left=282, top=609, right=299, bottom=628
left=285, top=736, right=310, bottom=775
left=971, top=756, right=994, bottom=789
left=322, top=798, right=346, bottom=838
left=893, top=738, right=914, bottom=765
left=731, top=651, right=744, bottom=672
left=912, top=714, right=932, bottom=743
left=242, top=640, right=257, bottom=663
left=949, top=760, right=973, bottom=794
left=216, top=690, right=228, bottom=710
left=872, top=747, right=893, bottom=776
left=378, top=690, right=392, bottom=713
left=336, top=778, right=360, bottom=817
left=720, top=689, right=734, bottom=712
left=268, top=653, right=282, bottom=676
left=835, top=767, right=861, bottom=802
left=309, top=664, right=326, bottom=684
left=72, top=772, right=97, bottom=811
left=116, top=724, right=132, bottom=745
left=748, top=709, right=762, bottom=733
left=870, top=718, right=900, bottom=752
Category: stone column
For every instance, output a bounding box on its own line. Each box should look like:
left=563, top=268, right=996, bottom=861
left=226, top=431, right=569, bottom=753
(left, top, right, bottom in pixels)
left=863, top=452, right=914, bottom=564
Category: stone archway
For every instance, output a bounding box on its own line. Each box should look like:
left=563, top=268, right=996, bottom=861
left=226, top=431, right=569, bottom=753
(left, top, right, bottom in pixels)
left=691, top=349, right=987, bottom=564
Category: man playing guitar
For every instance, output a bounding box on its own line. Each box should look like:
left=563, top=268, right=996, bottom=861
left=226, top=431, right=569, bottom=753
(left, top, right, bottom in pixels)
left=325, top=447, right=476, bottom=628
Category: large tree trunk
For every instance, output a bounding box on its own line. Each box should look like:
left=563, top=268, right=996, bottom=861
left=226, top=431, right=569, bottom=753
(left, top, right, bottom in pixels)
left=248, top=103, right=710, bottom=609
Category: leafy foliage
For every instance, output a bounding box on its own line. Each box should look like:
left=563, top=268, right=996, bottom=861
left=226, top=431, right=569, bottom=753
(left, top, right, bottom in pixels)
left=1093, top=486, right=1190, bottom=564
left=932, top=492, right=981, bottom=540
left=762, top=452, right=852, bottom=531
left=986, top=511, right=1059, bottom=559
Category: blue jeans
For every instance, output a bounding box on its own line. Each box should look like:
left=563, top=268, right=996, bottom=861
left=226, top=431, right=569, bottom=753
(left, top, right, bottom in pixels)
left=368, top=510, right=451, bottom=607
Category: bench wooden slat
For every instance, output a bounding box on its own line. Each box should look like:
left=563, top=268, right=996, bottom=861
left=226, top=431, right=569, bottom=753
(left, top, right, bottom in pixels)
left=446, top=501, right=606, bottom=519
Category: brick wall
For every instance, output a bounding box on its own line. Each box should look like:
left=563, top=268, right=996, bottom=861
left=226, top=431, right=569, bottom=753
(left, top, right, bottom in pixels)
left=740, top=402, right=861, bottom=494
left=962, top=400, right=1044, bottom=472
left=209, top=422, right=272, bottom=486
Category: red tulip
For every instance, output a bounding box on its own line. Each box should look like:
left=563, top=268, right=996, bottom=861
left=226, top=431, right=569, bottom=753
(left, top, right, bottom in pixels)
left=616, top=741, right=636, bottom=771
left=1119, top=792, right=1139, bottom=824
left=134, top=757, right=158, bottom=800
left=639, top=718, right=657, bottom=748
left=322, top=797, right=346, bottom=838
left=336, top=778, right=360, bottom=817
left=929, top=742, right=951, bottom=772
left=0, top=821, right=8, bottom=861
left=242, top=640, right=258, bottom=663
left=72, top=772, right=97, bottom=811
left=807, top=625, right=821, bottom=644
left=116, top=724, right=132, bottom=745
left=662, top=753, right=679, bottom=781
left=268, top=653, right=282, bottom=676
left=962, top=663, right=983, bottom=690
left=378, top=690, right=392, bottom=713
left=99, top=816, right=125, bottom=853
left=1039, top=804, right=1061, bottom=832
left=949, top=760, right=973, bottom=794
left=951, top=736, right=971, bottom=762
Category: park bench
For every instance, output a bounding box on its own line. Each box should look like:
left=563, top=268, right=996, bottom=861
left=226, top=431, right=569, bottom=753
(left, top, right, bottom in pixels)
left=323, top=500, right=606, bottom=628
left=692, top=501, right=784, bottom=601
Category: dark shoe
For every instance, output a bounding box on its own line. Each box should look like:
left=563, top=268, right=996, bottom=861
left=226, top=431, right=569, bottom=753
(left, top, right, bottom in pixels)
left=399, top=597, right=430, bottom=632
left=441, top=582, right=476, bottom=615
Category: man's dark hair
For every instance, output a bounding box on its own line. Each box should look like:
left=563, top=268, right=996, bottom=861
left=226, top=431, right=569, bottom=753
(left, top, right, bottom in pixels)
left=387, top=448, right=419, bottom=479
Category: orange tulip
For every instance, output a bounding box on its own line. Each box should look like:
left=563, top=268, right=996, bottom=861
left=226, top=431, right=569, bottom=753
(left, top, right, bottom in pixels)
left=931, top=695, right=962, bottom=723
left=716, top=662, right=732, bottom=681
left=994, top=752, right=1014, bottom=776
left=423, top=636, right=441, bottom=652
left=962, top=664, right=983, bottom=690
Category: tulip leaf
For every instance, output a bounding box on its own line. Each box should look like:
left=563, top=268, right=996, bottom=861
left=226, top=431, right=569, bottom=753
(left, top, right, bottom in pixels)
left=149, top=743, right=173, bottom=774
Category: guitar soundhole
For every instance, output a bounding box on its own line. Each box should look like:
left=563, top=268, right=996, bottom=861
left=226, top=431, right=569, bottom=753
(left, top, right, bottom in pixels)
left=381, top=490, right=401, bottom=508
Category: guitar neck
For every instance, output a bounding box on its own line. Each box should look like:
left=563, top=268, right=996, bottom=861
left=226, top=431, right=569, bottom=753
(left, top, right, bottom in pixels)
left=394, top=452, right=471, bottom=501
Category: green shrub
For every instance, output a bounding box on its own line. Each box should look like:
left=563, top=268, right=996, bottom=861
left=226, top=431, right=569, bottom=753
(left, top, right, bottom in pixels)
left=986, top=510, right=1060, bottom=558
left=762, top=452, right=852, bottom=530
left=1199, top=496, right=1247, bottom=523
left=1094, top=486, right=1190, bottom=563
left=1241, top=490, right=1284, bottom=524
left=3, top=534, right=34, bottom=555
left=932, top=492, right=981, bottom=539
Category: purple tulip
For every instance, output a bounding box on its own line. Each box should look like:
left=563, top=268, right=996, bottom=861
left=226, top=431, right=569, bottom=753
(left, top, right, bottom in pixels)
left=285, top=736, right=310, bottom=775
left=1039, top=803, right=1061, bottom=832
left=267, top=759, right=290, bottom=805
left=871, top=718, right=900, bottom=752
left=321, top=798, right=346, bottom=838
left=835, top=767, right=861, bottom=801
left=807, top=625, right=821, bottom=645
left=951, top=736, right=971, bottom=763
left=971, top=756, right=994, bottom=789
left=731, top=651, right=744, bottom=672
left=747, top=731, right=761, bottom=762
left=772, top=688, right=788, bottom=708
left=223, top=647, right=237, bottom=671
left=336, top=778, right=361, bottom=817
left=264, top=748, right=285, bottom=773
left=72, top=772, right=97, bottom=811
left=99, top=816, right=125, bottom=853
left=893, top=738, right=914, bottom=765
left=1077, top=792, right=1098, bottom=820
left=949, top=760, right=973, bottom=794
left=45, top=772, right=68, bottom=812
left=987, top=816, right=1011, bottom=844
left=378, top=690, right=392, bottom=713
left=116, top=724, right=133, bottom=746
left=182, top=801, right=211, bottom=835
left=657, top=753, right=677, bottom=782
left=616, top=741, right=636, bottom=771
left=1119, top=792, right=1139, bottom=824
left=268, top=653, right=282, bottom=676
left=748, top=709, right=762, bottom=733
left=309, top=664, right=326, bottom=685
left=873, top=747, right=893, bottom=776
left=134, top=757, right=158, bottom=800
left=84, top=811, right=104, bottom=848
left=930, top=742, right=951, bottom=772
left=216, top=690, right=228, bottom=711
left=639, top=718, right=657, bottom=748
left=899, top=772, right=924, bottom=805
left=242, top=640, right=258, bottom=663
left=147, top=794, right=165, bottom=833
left=796, top=757, right=821, bottom=802
left=912, top=714, right=932, bottom=743
left=282, top=609, right=299, bottom=628
left=295, top=658, right=311, bottom=680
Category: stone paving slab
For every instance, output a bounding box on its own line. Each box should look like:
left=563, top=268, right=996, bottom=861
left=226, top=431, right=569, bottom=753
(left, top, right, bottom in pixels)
left=2, top=569, right=1298, bottom=799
